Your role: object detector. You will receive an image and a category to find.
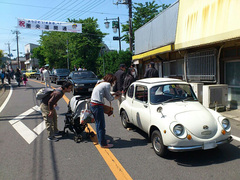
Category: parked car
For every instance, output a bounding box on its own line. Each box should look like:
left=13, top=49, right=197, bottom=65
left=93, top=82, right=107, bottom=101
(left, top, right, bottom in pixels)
left=67, top=71, right=99, bottom=96
left=119, top=78, right=232, bottom=157
left=25, top=70, right=37, bottom=78
left=51, top=69, right=70, bottom=85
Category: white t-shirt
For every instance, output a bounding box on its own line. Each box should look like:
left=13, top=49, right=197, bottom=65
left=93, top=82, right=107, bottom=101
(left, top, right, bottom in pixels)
left=42, top=69, right=50, bottom=81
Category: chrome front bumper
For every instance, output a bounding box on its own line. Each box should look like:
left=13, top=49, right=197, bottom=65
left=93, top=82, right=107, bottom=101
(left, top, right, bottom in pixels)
left=168, top=136, right=233, bottom=152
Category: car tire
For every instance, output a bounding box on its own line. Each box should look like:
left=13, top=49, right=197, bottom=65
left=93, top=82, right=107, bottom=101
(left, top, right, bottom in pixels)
left=120, top=110, right=130, bottom=129
left=151, top=130, right=167, bottom=157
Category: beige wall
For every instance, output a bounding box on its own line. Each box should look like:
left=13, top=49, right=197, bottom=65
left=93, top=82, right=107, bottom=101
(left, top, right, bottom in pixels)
left=175, top=0, right=240, bottom=50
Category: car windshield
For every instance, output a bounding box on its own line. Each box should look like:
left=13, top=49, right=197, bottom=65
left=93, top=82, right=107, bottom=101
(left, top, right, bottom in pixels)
left=150, top=84, right=198, bottom=104
left=56, top=69, right=70, bottom=74
left=72, top=71, right=97, bottom=79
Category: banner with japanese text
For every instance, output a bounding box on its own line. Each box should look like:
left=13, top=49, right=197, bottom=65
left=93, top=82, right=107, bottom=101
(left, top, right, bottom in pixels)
left=17, top=18, right=82, bottom=33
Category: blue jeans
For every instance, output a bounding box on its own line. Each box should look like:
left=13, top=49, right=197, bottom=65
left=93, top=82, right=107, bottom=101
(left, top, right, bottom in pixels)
left=90, top=104, right=107, bottom=146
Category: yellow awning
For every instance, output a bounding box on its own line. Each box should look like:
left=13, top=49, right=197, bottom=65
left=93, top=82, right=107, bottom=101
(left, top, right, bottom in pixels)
left=132, top=44, right=172, bottom=61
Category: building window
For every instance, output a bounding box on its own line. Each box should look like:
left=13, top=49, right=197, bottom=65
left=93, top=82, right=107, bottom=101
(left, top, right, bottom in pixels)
left=186, top=49, right=217, bottom=82
left=163, top=59, right=184, bottom=79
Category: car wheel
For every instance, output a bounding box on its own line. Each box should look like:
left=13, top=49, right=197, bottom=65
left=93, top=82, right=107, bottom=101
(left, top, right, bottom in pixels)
left=151, top=130, right=167, bottom=157
left=120, top=110, right=130, bottom=129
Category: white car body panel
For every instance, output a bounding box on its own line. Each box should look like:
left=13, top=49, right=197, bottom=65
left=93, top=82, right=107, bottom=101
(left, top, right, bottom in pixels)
left=119, top=78, right=232, bottom=152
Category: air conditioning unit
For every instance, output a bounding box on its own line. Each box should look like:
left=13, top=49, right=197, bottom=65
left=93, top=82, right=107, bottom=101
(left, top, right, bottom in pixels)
left=203, top=84, right=228, bottom=109
left=190, top=83, right=203, bottom=103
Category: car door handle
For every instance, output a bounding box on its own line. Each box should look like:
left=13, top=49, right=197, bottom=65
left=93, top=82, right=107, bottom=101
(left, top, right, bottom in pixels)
left=143, top=104, right=148, bottom=108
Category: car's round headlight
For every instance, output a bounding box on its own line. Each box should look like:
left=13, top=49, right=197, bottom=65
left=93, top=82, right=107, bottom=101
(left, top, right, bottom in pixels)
left=222, top=119, right=230, bottom=130
left=173, top=124, right=184, bottom=136
left=74, top=83, right=78, bottom=86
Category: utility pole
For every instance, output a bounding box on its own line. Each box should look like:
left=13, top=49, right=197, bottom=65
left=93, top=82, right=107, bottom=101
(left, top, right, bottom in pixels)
left=12, top=30, right=21, bottom=69
left=114, top=0, right=133, bottom=52
left=128, top=0, right=133, bottom=53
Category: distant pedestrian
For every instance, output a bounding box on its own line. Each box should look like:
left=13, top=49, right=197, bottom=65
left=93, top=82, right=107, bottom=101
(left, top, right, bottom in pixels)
left=130, top=64, right=138, bottom=79
left=73, top=65, right=77, bottom=71
left=40, top=81, right=73, bottom=142
left=6, top=69, right=11, bottom=84
left=78, top=66, right=82, bottom=71
left=22, top=74, right=28, bottom=86
left=40, top=66, right=44, bottom=82
left=122, top=67, right=136, bottom=96
left=144, top=62, right=159, bottom=78
left=15, top=68, right=22, bottom=87
left=43, top=64, right=51, bottom=88
left=0, top=69, right=5, bottom=84
left=113, top=64, right=126, bottom=105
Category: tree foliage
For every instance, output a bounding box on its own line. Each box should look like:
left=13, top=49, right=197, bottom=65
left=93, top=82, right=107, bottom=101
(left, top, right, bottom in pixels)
left=96, top=50, right=132, bottom=78
left=34, top=17, right=105, bottom=72
left=0, top=49, right=4, bottom=65
left=121, top=1, right=170, bottom=47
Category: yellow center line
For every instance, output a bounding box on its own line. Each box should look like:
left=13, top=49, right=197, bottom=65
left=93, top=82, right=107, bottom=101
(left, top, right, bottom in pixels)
left=30, top=79, right=133, bottom=180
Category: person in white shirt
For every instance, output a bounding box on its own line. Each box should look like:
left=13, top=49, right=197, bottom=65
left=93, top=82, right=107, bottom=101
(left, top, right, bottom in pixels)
left=43, top=64, right=51, bottom=88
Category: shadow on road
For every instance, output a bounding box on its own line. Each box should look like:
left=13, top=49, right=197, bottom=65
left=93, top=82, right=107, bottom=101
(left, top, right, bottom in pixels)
left=163, top=143, right=240, bottom=166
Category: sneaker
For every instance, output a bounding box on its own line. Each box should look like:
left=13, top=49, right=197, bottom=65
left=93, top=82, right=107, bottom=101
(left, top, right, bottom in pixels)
left=47, top=137, right=59, bottom=142
left=54, top=131, right=63, bottom=136
left=106, top=140, right=111, bottom=144
left=102, top=143, right=113, bottom=148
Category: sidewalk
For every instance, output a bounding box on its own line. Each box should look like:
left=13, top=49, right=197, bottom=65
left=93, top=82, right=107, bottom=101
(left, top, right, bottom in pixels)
left=220, top=109, right=240, bottom=122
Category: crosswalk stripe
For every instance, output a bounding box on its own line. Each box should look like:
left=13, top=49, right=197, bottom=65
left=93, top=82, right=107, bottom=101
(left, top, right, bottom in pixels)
left=232, top=135, right=240, bottom=142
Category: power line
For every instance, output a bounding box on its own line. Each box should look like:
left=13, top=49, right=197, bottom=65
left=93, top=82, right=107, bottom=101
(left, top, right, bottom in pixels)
left=38, top=0, right=69, bottom=20
left=67, top=0, right=106, bottom=21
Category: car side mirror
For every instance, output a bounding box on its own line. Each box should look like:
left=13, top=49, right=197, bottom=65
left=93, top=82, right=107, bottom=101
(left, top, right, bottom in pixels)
left=157, top=106, right=165, bottom=118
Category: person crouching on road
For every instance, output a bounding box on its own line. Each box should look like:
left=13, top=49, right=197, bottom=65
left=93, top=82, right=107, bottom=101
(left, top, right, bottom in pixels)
left=40, top=81, right=73, bottom=142
left=90, top=74, right=119, bottom=148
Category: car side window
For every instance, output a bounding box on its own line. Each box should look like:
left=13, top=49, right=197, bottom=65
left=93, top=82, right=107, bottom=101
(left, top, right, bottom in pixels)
left=135, top=85, right=148, bottom=103
left=127, top=85, right=134, bottom=98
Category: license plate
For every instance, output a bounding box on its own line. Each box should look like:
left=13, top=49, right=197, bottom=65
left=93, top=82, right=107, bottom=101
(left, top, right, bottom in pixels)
left=88, top=88, right=93, bottom=92
left=203, top=141, right=217, bottom=150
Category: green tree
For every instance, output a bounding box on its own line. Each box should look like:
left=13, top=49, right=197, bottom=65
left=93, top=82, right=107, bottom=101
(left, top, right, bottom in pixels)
left=32, top=46, right=45, bottom=68
left=96, top=50, right=132, bottom=78
left=37, top=17, right=105, bottom=72
left=0, top=49, right=4, bottom=66
left=121, top=1, right=170, bottom=47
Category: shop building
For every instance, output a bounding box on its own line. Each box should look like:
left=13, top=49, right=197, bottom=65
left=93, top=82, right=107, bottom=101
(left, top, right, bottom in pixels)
left=133, top=0, right=240, bottom=109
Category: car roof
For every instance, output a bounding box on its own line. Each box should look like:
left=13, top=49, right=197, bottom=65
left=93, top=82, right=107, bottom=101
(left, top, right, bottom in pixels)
left=136, top=78, right=187, bottom=84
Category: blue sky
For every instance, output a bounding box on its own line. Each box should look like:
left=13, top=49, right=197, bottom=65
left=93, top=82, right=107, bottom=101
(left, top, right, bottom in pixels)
left=0, top=0, right=175, bottom=58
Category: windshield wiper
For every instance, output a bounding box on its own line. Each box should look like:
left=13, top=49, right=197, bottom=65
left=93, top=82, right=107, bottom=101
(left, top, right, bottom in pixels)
left=162, top=97, right=182, bottom=103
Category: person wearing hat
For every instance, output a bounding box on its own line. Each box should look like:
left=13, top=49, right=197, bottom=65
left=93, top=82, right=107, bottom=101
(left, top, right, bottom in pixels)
left=144, top=62, right=159, bottom=78
left=43, top=64, right=51, bottom=88
left=113, top=64, right=126, bottom=105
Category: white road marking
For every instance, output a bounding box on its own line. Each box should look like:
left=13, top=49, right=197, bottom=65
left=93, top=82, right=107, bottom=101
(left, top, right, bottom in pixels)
left=8, top=105, right=46, bottom=144
left=232, top=135, right=240, bottom=142
left=12, top=121, right=38, bottom=144
left=32, top=105, right=41, bottom=112
left=33, top=121, right=46, bottom=135
left=9, top=107, right=37, bottom=125
left=0, top=85, right=13, bottom=113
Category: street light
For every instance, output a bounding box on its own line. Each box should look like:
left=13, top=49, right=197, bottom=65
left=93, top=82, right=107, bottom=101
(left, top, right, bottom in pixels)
left=104, top=17, right=121, bottom=51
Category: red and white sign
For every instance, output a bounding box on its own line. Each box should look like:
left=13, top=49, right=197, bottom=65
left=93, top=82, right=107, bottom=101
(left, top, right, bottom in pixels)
left=17, top=18, right=82, bottom=33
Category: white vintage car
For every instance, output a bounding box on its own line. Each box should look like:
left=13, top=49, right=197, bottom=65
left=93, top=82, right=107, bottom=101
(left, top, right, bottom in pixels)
left=119, top=78, right=232, bottom=157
